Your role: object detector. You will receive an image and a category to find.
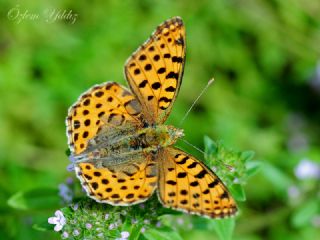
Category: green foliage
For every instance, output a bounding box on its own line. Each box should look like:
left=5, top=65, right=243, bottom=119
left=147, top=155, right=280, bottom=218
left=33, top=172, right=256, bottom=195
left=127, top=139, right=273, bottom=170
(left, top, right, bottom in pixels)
left=1, top=0, right=320, bottom=239
left=143, top=226, right=184, bottom=240
left=8, top=188, right=60, bottom=210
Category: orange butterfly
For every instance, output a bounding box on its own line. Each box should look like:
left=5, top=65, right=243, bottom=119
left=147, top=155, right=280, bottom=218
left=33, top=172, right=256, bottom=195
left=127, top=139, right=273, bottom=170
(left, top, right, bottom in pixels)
left=66, top=17, right=237, bottom=218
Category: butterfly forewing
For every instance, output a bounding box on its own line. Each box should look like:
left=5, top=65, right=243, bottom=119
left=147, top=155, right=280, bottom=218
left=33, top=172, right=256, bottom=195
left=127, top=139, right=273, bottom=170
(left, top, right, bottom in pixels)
left=158, top=147, right=237, bottom=218
left=66, top=82, right=142, bottom=154
left=125, top=17, right=186, bottom=124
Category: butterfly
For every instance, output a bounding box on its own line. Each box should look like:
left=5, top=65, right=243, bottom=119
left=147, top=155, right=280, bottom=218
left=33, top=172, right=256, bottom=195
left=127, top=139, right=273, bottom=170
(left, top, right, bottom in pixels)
left=66, top=17, right=237, bottom=218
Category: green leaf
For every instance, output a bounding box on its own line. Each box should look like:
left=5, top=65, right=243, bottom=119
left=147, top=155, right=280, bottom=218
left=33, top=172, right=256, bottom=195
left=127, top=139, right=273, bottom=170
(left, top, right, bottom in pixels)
left=246, top=161, right=262, bottom=178
left=7, top=188, right=60, bottom=210
left=208, top=218, right=235, bottom=240
left=230, top=184, right=246, bottom=202
left=143, top=226, right=183, bottom=240
left=240, top=151, right=255, bottom=162
left=262, top=162, right=293, bottom=192
left=291, top=199, right=319, bottom=227
left=191, top=216, right=210, bottom=230
left=204, top=136, right=218, bottom=156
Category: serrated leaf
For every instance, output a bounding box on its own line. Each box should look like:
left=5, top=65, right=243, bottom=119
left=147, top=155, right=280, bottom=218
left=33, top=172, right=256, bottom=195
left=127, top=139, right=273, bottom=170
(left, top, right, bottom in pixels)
left=208, top=218, right=235, bottom=240
left=230, top=184, right=246, bottom=202
left=7, top=188, right=60, bottom=210
left=143, top=226, right=183, bottom=240
left=291, top=200, right=318, bottom=227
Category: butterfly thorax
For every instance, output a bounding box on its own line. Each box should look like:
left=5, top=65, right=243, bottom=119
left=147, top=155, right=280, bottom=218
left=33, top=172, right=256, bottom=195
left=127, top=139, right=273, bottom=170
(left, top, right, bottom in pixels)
left=140, top=125, right=184, bottom=149
left=104, top=124, right=184, bottom=153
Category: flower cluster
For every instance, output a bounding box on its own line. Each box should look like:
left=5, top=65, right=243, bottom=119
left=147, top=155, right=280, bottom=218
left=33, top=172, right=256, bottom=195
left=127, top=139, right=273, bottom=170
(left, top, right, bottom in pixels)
left=48, top=195, right=167, bottom=239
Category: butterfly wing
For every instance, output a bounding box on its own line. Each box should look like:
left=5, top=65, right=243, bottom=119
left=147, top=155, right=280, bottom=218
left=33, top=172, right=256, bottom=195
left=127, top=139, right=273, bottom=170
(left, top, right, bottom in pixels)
left=66, top=82, right=143, bottom=155
left=157, top=147, right=237, bottom=218
left=124, top=17, right=186, bottom=124
left=75, top=152, right=157, bottom=205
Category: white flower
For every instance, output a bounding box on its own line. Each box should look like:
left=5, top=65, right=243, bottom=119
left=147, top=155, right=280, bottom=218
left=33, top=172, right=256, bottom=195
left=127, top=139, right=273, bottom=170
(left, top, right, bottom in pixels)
left=109, top=223, right=115, bottom=230
left=61, top=231, right=69, bottom=239
left=73, top=229, right=80, bottom=236
left=85, top=223, right=92, bottom=229
left=48, top=210, right=66, bottom=232
left=121, top=231, right=130, bottom=239
left=295, top=159, right=320, bottom=180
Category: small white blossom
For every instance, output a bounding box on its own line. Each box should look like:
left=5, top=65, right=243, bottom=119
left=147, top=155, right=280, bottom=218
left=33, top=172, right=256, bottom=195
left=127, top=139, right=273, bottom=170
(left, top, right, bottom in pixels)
left=85, top=223, right=92, bottom=229
left=73, top=229, right=80, bottom=236
left=62, top=231, right=69, bottom=239
left=48, top=210, right=66, bottom=232
left=109, top=223, right=115, bottom=230
left=121, top=231, right=130, bottom=239
left=295, top=159, right=320, bottom=180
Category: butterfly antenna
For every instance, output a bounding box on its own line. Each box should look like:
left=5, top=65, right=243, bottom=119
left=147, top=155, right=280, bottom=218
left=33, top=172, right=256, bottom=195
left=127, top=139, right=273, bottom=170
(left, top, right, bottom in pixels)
left=181, top=138, right=205, bottom=155
left=179, top=78, right=215, bottom=126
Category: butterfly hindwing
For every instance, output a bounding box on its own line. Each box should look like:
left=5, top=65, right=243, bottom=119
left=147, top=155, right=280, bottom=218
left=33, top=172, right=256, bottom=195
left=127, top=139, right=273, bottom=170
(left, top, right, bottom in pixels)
left=125, top=17, right=186, bottom=124
left=75, top=153, right=157, bottom=205
left=157, top=147, right=237, bottom=218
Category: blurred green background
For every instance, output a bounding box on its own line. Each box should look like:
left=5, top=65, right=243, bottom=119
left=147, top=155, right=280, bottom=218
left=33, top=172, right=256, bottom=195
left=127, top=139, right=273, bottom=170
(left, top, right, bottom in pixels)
left=1, top=0, right=319, bottom=239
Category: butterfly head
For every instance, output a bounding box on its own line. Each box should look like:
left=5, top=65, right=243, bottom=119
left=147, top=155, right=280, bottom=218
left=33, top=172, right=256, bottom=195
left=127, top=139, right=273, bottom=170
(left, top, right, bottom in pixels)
left=166, top=125, right=184, bottom=146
